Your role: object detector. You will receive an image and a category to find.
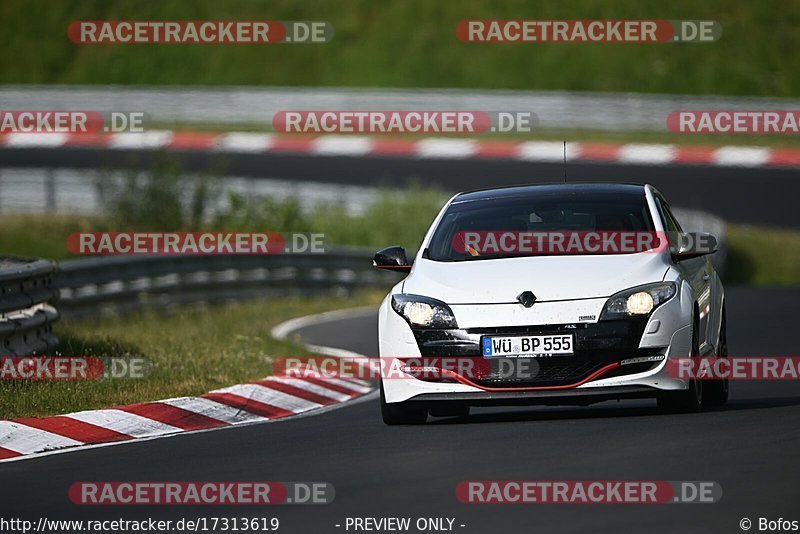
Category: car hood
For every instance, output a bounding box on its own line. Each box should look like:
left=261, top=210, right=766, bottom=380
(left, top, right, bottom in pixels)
left=403, top=254, right=669, bottom=304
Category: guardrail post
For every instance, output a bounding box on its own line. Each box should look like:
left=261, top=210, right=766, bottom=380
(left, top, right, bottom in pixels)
left=0, top=257, right=60, bottom=357
left=45, top=169, right=56, bottom=212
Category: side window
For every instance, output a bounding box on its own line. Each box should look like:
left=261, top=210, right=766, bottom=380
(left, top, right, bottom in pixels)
left=656, top=197, right=682, bottom=232
left=662, top=202, right=684, bottom=232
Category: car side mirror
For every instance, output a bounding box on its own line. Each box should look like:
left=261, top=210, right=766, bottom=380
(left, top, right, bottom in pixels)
left=373, top=246, right=412, bottom=272
left=671, top=232, right=718, bottom=261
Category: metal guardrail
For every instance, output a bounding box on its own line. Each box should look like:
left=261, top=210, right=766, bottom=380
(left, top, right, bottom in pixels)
left=0, top=257, right=60, bottom=356
left=56, top=249, right=401, bottom=319
left=3, top=86, right=799, bottom=132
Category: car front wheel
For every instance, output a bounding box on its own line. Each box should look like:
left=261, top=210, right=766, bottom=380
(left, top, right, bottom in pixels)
left=658, top=316, right=703, bottom=413
left=705, top=306, right=729, bottom=406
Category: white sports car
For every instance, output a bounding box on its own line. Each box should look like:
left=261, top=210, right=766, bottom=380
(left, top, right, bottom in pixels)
left=374, top=183, right=726, bottom=424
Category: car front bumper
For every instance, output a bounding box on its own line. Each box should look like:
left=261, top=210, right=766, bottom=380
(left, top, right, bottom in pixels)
left=378, top=290, right=694, bottom=405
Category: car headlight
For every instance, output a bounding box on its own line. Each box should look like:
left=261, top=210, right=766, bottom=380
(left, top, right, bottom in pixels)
left=599, top=282, right=676, bottom=320
left=391, top=294, right=458, bottom=329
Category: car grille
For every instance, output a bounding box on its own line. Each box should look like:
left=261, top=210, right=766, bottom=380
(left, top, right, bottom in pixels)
left=411, top=319, right=659, bottom=388
left=482, top=357, right=601, bottom=385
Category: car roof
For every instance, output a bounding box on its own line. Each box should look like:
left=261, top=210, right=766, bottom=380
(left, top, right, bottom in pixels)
left=452, top=183, right=648, bottom=204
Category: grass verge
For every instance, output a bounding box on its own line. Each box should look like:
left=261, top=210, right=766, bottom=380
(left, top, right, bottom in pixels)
left=0, top=291, right=384, bottom=420
left=0, top=214, right=107, bottom=261
left=2, top=0, right=798, bottom=97
left=0, top=185, right=449, bottom=261
left=726, top=226, right=800, bottom=286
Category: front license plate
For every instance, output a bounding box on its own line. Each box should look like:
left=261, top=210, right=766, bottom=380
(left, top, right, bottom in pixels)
left=482, top=334, right=574, bottom=357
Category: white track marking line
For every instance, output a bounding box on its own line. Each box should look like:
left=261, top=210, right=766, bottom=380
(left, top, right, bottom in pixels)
left=215, top=132, right=274, bottom=152
left=0, top=421, right=83, bottom=454
left=338, top=377, right=372, bottom=388
left=415, top=138, right=477, bottom=159
left=271, top=377, right=354, bottom=402
left=65, top=409, right=182, bottom=438
left=618, top=144, right=676, bottom=164
left=712, top=146, right=771, bottom=167
left=270, top=306, right=376, bottom=340
left=3, top=132, right=69, bottom=147
left=317, top=377, right=373, bottom=394
left=311, top=135, right=374, bottom=156
left=109, top=131, right=173, bottom=149
left=517, top=141, right=580, bottom=161
left=160, top=397, right=268, bottom=424
left=212, top=383, right=322, bottom=413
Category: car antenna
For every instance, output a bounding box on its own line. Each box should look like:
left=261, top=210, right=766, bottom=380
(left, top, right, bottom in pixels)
left=563, top=140, right=567, bottom=183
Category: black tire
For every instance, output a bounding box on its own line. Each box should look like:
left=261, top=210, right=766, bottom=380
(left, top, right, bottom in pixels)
left=705, top=306, right=729, bottom=406
left=658, top=314, right=703, bottom=413
left=380, top=382, right=427, bottom=425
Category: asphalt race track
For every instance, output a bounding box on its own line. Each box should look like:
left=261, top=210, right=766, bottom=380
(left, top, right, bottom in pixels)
left=1, top=286, right=798, bottom=534
left=3, top=147, right=800, bottom=228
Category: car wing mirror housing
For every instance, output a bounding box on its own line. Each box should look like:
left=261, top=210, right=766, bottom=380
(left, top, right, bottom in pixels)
left=373, top=246, right=412, bottom=272
left=671, top=232, right=718, bottom=261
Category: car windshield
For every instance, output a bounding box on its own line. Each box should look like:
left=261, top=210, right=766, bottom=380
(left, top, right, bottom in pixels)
left=426, top=193, right=657, bottom=261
